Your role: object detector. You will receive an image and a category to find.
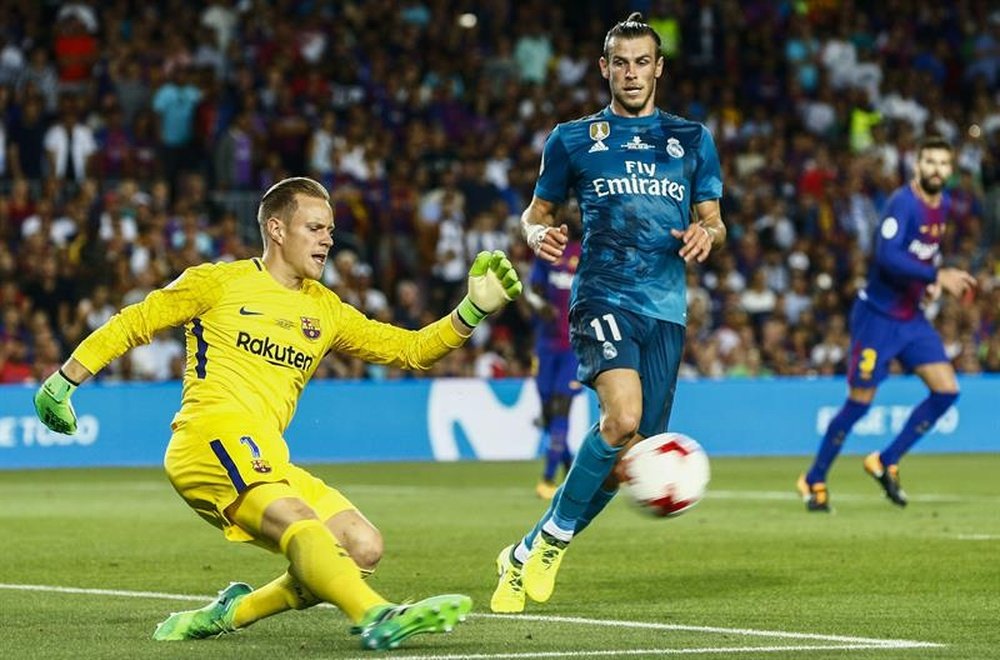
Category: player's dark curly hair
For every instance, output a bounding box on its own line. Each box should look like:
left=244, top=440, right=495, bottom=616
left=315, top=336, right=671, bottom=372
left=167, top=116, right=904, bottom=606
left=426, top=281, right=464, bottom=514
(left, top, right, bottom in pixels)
left=603, top=12, right=662, bottom=57
left=916, top=135, right=952, bottom=156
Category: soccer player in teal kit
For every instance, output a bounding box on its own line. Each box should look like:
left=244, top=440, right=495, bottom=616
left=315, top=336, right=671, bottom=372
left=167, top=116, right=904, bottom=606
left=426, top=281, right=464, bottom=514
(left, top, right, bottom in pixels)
left=797, top=136, right=976, bottom=511
left=490, top=13, right=727, bottom=613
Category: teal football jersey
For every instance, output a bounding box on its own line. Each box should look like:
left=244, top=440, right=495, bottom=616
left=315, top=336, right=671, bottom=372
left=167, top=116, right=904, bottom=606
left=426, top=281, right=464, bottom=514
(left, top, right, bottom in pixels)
left=534, top=106, right=723, bottom=325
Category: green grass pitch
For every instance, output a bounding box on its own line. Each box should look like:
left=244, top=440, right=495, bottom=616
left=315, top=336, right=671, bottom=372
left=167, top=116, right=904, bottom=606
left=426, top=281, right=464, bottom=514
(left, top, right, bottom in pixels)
left=2, top=454, right=998, bottom=659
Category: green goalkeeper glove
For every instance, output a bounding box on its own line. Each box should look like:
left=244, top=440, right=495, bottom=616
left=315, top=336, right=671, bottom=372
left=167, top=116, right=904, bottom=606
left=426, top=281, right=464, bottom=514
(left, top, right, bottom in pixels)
left=456, top=250, right=524, bottom=328
left=34, top=370, right=79, bottom=434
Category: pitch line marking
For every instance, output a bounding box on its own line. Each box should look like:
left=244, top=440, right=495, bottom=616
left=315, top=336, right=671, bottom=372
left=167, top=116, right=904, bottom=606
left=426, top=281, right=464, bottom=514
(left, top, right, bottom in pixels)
left=0, top=583, right=943, bottom=654
left=476, top=613, right=941, bottom=647
left=706, top=489, right=987, bottom=504
left=2, top=481, right=993, bottom=504
left=341, top=484, right=996, bottom=504
left=954, top=533, right=1000, bottom=540
left=342, top=646, right=937, bottom=660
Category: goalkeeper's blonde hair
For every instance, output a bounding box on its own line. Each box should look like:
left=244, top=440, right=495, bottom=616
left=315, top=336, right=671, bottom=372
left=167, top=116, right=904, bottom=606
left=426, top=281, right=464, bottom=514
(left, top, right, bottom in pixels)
left=257, top=177, right=330, bottom=247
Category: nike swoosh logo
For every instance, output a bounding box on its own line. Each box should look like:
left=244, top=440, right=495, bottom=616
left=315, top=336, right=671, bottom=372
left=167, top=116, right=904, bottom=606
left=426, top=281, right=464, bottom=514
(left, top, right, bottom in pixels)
left=239, top=306, right=263, bottom=316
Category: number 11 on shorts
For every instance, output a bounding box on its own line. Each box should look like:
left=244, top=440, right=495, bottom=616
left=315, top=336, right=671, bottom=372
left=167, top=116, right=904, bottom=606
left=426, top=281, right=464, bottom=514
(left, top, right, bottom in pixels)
left=590, top=313, right=622, bottom=342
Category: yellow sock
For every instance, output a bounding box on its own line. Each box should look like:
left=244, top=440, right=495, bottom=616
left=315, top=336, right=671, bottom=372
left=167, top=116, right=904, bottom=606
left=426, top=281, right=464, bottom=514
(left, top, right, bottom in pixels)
left=231, top=572, right=317, bottom=629
left=280, top=519, right=388, bottom=622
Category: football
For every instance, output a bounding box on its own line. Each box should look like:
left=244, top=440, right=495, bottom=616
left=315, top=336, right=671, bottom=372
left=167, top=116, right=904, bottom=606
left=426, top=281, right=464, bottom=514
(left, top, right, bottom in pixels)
left=620, top=432, right=710, bottom=517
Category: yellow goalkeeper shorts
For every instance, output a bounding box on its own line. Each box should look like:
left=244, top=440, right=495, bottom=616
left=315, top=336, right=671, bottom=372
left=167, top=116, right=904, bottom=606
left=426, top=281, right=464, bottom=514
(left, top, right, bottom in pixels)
left=164, top=415, right=355, bottom=545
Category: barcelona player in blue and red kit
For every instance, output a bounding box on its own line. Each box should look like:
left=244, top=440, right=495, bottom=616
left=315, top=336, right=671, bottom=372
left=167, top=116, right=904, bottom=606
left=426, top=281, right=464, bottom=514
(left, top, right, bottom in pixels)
left=798, top=136, right=976, bottom=512
left=529, top=219, right=583, bottom=499
left=491, top=13, right=726, bottom=613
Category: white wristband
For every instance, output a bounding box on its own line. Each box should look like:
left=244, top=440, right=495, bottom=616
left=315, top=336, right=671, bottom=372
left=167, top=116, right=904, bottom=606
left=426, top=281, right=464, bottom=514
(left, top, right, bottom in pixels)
left=524, top=224, right=550, bottom=254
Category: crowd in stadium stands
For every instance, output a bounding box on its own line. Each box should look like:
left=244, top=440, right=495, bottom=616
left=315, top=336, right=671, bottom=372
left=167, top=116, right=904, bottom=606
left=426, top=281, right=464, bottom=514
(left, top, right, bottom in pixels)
left=1, top=0, right=999, bottom=385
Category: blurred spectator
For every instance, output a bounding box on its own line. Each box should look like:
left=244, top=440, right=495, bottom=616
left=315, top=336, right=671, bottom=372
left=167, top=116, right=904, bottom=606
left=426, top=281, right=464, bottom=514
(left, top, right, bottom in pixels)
left=128, top=329, right=184, bottom=381
left=110, top=59, right=150, bottom=125
left=2, top=178, right=35, bottom=240
left=307, top=110, right=342, bottom=187
left=352, top=262, right=390, bottom=322
left=809, top=314, right=849, bottom=374
left=513, top=24, right=553, bottom=84
left=201, top=1, right=239, bottom=52
left=325, top=248, right=358, bottom=294
left=0, top=337, right=33, bottom=383
left=0, top=2, right=997, bottom=381
left=21, top=198, right=76, bottom=248
left=123, top=266, right=158, bottom=307
left=32, top=331, right=64, bottom=381
left=20, top=47, right=60, bottom=113
left=783, top=270, right=814, bottom=326
left=52, top=11, right=97, bottom=93
left=740, top=270, right=777, bottom=329
left=839, top=172, right=880, bottom=254
left=429, top=191, right=467, bottom=315
left=152, top=65, right=203, bottom=189
left=214, top=111, right=255, bottom=190
left=457, top=158, right=502, bottom=219
left=78, top=284, right=116, bottom=332
left=392, top=279, right=425, bottom=330
left=44, top=95, right=97, bottom=182
left=95, top=103, right=134, bottom=180
left=21, top=255, right=75, bottom=335
left=0, top=36, right=25, bottom=88
left=7, top=94, right=47, bottom=180
left=465, top=210, right=510, bottom=257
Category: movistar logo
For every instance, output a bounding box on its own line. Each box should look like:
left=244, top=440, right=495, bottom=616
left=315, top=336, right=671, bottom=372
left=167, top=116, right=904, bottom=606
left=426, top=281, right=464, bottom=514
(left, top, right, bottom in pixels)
left=236, top=331, right=314, bottom=371
left=592, top=160, right=685, bottom=202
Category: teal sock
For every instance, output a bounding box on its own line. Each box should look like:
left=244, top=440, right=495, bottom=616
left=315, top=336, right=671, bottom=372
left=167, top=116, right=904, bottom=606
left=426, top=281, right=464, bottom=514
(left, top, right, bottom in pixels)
left=522, top=484, right=562, bottom=550
left=574, top=486, right=617, bottom=536
left=549, top=424, right=619, bottom=535
left=521, top=481, right=616, bottom=551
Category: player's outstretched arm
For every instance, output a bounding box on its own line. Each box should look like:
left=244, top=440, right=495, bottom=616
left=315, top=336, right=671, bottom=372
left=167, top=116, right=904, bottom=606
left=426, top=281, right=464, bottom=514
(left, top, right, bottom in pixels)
left=454, top=250, right=524, bottom=332
left=327, top=252, right=522, bottom=369
left=521, top=196, right=567, bottom=263
left=34, top=358, right=94, bottom=435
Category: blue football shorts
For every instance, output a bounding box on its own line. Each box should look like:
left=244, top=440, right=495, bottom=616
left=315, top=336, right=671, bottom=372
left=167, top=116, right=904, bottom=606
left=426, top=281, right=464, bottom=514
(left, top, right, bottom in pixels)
left=570, top=300, right=684, bottom=436
left=847, top=301, right=949, bottom=388
left=535, top=347, right=583, bottom=400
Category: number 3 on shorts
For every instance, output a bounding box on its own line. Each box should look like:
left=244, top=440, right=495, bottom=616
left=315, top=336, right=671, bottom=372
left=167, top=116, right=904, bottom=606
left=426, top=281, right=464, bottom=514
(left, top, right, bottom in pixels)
left=858, top=348, right=877, bottom=379
left=589, top=313, right=622, bottom=342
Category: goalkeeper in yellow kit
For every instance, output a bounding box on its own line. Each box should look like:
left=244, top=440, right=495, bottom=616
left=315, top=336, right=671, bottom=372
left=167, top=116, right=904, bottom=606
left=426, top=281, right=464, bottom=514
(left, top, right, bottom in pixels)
left=32, top=177, right=522, bottom=651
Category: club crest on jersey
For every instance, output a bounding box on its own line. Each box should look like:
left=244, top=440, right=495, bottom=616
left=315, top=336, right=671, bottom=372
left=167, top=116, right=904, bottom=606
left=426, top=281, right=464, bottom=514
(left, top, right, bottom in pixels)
left=666, top=137, right=685, bottom=158
left=251, top=458, right=273, bottom=474
left=240, top=435, right=272, bottom=473
left=300, top=317, right=321, bottom=340
left=602, top=341, right=618, bottom=360
left=588, top=121, right=610, bottom=153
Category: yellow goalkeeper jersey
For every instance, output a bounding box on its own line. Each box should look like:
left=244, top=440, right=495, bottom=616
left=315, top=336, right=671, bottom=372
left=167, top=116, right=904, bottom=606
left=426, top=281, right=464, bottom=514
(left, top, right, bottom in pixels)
left=72, top=258, right=466, bottom=433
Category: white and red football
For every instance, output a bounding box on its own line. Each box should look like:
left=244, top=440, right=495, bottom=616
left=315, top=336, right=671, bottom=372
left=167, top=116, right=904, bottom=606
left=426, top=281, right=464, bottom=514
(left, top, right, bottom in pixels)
left=620, top=432, right=710, bottom=518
